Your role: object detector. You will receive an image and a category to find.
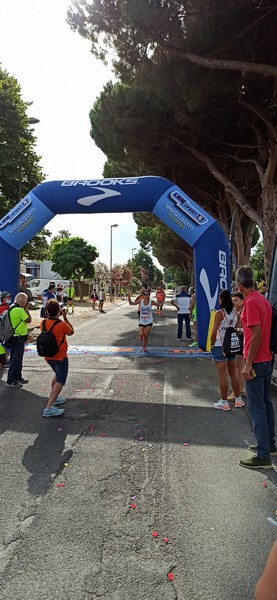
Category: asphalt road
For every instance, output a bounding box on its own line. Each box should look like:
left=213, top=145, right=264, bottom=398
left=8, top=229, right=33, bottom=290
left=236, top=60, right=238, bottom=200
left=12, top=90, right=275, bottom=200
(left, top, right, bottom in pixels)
left=0, top=296, right=277, bottom=600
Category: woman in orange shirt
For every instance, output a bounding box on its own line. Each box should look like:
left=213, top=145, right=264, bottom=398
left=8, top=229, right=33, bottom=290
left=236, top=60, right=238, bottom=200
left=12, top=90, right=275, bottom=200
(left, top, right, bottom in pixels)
left=41, top=299, right=74, bottom=417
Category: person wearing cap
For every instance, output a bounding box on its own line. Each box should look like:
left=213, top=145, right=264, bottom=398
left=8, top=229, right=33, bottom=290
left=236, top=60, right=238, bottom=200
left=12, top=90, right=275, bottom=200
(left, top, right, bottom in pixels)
left=40, top=283, right=56, bottom=318
left=65, top=282, right=75, bottom=314
left=0, top=291, right=12, bottom=314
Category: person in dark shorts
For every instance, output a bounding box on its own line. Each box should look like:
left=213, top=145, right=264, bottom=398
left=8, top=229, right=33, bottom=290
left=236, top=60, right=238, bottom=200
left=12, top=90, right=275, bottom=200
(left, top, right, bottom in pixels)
left=128, top=290, right=160, bottom=352
left=40, top=299, right=74, bottom=417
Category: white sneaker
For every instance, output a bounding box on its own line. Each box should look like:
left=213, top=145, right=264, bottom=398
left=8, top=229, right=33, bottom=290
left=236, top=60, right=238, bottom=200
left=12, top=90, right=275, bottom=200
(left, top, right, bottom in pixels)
left=213, top=399, right=231, bottom=411
left=235, top=397, right=245, bottom=408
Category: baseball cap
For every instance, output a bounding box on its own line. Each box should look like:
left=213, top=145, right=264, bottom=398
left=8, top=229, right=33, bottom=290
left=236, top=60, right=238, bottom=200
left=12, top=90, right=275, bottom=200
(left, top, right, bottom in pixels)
left=1, top=291, right=12, bottom=301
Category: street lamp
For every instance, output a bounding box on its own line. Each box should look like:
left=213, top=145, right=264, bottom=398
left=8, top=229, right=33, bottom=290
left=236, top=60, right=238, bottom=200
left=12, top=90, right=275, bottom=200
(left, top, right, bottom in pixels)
left=132, top=247, right=137, bottom=260
left=110, top=224, right=118, bottom=301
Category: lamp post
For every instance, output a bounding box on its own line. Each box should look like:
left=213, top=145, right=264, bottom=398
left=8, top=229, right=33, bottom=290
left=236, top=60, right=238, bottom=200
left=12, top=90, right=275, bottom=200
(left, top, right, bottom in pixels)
left=110, top=224, right=118, bottom=301
left=131, top=247, right=137, bottom=260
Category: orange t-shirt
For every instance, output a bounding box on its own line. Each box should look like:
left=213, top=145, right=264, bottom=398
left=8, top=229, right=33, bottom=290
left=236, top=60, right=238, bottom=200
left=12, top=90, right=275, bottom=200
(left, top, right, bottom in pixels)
left=156, top=291, right=165, bottom=302
left=40, top=318, right=72, bottom=361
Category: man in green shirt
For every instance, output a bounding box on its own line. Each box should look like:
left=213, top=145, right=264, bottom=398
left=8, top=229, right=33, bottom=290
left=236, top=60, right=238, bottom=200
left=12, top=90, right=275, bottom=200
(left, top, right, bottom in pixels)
left=6, top=292, right=31, bottom=388
left=65, top=282, right=75, bottom=314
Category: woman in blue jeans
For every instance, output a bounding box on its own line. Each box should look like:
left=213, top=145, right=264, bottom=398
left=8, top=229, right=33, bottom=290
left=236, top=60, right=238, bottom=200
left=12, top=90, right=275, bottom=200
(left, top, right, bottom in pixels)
left=210, top=289, right=244, bottom=411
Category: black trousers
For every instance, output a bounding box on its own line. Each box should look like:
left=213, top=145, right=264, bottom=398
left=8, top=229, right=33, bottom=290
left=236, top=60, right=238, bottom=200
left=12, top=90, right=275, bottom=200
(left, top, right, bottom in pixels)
left=7, top=336, right=25, bottom=384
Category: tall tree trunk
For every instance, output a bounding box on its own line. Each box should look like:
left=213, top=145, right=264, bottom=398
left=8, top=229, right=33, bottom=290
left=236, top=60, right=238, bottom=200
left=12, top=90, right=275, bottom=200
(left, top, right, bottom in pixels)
left=259, top=143, right=277, bottom=283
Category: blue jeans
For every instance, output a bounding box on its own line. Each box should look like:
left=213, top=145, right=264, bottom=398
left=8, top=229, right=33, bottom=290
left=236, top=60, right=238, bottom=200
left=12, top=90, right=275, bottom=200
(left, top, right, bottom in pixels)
left=7, top=335, right=25, bottom=384
left=177, top=313, right=191, bottom=339
left=246, top=360, right=275, bottom=459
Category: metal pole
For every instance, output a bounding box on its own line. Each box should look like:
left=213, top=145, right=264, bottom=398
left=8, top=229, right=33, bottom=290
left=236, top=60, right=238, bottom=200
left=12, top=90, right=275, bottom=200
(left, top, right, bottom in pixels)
left=110, top=224, right=118, bottom=302
left=110, top=226, right=112, bottom=302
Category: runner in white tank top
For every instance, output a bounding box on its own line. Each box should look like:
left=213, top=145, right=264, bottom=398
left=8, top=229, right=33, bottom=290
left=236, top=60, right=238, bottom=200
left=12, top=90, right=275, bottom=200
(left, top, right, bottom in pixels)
left=128, top=290, right=161, bottom=352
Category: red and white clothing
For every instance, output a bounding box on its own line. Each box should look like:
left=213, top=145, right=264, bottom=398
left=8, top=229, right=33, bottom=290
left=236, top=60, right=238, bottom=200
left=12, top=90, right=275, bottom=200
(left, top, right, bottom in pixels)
left=241, top=290, right=272, bottom=363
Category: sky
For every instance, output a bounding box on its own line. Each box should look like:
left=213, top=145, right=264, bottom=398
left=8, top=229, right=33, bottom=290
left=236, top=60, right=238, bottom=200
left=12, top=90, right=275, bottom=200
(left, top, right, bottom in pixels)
left=0, top=0, right=157, bottom=268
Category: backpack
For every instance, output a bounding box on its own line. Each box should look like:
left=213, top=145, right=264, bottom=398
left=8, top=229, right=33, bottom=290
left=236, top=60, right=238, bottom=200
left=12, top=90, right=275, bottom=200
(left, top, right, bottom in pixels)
left=270, top=303, right=277, bottom=354
left=221, top=310, right=243, bottom=358
left=0, top=307, right=23, bottom=346
left=36, top=319, right=64, bottom=357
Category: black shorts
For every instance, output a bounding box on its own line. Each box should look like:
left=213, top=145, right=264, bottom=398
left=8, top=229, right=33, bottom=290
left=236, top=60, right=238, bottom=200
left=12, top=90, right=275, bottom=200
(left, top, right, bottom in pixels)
left=47, top=357, right=69, bottom=385
left=138, top=323, right=153, bottom=328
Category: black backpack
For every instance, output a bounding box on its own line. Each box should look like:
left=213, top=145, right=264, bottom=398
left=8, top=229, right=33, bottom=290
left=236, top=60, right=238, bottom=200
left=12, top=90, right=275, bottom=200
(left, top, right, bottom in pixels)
left=221, top=310, right=243, bottom=358
left=36, top=319, right=64, bottom=357
left=270, top=303, right=277, bottom=354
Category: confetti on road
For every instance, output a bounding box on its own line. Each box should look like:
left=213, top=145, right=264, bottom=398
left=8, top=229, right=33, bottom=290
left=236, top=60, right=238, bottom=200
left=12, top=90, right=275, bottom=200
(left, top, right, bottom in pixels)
left=152, top=531, right=158, bottom=538
left=57, top=428, right=62, bottom=432
left=263, top=481, right=268, bottom=488
left=129, top=503, right=136, bottom=509
left=64, top=463, right=69, bottom=467
left=99, top=433, right=108, bottom=437
left=183, top=443, right=190, bottom=447
left=167, top=573, right=174, bottom=581
left=56, top=483, right=65, bottom=488
left=163, top=537, right=169, bottom=544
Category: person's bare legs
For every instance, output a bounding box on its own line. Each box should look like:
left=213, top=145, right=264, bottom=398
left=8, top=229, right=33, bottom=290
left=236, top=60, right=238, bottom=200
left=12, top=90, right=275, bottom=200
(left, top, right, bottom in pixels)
left=138, top=325, right=144, bottom=342
left=143, top=325, right=151, bottom=351
left=236, top=355, right=245, bottom=393
left=227, top=360, right=240, bottom=397
left=45, top=374, right=63, bottom=410
left=215, top=361, right=228, bottom=400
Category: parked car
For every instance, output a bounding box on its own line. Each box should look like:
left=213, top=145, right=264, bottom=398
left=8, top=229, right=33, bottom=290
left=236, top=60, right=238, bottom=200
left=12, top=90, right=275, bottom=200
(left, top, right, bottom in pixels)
left=27, top=278, right=70, bottom=299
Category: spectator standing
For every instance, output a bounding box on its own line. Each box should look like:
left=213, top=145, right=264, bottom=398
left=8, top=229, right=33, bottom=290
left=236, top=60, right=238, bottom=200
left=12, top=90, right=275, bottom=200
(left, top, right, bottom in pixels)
left=5, top=292, right=31, bottom=388
left=19, top=278, right=33, bottom=302
left=56, top=285, right=64, bottom=304
left=0, top=342, right=6, bottom=378
left=227, top=291, right=246, bottom=400
left=91, top=289, right=98, bottom=309
left=40, top=282, right=56, bottom=318
left=236, top=266, right=275, bottom=470
left=189, top=290, right=198, bottom=348
left=41, top=299, right=74, bottom=417
left=0, top=291, right=12, bottom=314
left=0, top=291, right=13, bottom=365
left=170, top=286, right=192, bottom=340
left=99, top=289, right=106, bottom=313
left=65, top=281, right=75, bottom=314
left=210, top=289, right=244, bottom=411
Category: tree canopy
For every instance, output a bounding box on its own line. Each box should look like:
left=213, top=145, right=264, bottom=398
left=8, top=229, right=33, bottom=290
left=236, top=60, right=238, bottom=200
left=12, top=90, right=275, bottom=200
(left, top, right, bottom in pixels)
left=68, top=0, right=277, bottom=280
left=50, top=236, right=99, bottom=298
left=0, top=66, right=48, bottom=260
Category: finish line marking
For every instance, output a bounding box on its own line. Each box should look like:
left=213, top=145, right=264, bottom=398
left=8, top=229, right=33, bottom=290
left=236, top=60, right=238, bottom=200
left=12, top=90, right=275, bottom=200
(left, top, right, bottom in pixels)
left=25, top=344, right=210, bottom=358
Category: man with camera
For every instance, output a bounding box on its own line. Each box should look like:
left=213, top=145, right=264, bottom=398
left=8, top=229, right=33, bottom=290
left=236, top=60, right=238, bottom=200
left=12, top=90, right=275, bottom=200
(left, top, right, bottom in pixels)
left=5, top=292, right=32, bottom=388
left=41, top=299, right=74, bottom=417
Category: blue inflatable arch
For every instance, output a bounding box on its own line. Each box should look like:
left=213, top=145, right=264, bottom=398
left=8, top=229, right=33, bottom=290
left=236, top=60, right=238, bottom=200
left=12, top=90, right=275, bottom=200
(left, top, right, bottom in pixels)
left=0, top=176, right=230, bottom=350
